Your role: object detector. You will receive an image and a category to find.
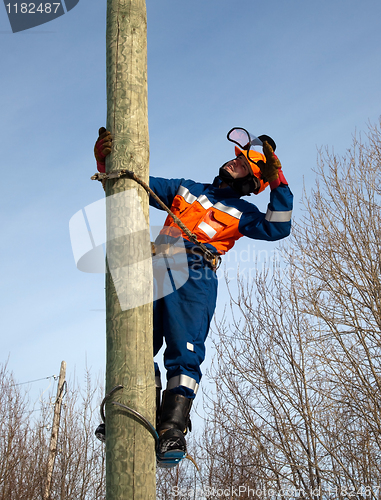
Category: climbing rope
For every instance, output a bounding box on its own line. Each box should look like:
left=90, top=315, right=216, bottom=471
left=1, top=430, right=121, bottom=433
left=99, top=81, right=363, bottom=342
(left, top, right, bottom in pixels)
left=91, top=169, right=221, bottom=270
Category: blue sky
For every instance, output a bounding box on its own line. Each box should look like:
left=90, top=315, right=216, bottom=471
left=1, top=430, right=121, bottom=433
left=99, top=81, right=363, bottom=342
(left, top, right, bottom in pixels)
left=1, top=0, right=381, bottom=400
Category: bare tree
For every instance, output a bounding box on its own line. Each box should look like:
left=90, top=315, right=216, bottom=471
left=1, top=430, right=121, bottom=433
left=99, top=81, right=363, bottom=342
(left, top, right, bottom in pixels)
left=48, top=371, right=106, bottom=500
left=0, top=363, right=37, bottom=500
left=290, top=121, right=381, bottom=496
left=0, top=364, right=106, bottom=500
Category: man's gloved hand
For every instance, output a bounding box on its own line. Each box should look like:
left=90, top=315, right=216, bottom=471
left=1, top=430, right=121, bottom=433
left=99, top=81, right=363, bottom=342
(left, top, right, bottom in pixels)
left=94, top=127, right=112, bottom=173
left=258, top=141, right=288, bottom=190
left=259, top=141, right=282, bottom=182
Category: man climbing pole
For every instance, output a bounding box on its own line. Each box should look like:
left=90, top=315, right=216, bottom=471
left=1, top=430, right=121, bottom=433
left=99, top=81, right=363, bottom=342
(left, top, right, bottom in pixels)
left=94, top=126, right=293, bottom=468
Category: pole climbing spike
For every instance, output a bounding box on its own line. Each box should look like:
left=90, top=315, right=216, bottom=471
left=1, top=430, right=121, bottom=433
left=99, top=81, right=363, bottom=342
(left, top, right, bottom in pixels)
left=95, top=385, right=123, bottom=443
left=95, top=385, right=159, bottom=447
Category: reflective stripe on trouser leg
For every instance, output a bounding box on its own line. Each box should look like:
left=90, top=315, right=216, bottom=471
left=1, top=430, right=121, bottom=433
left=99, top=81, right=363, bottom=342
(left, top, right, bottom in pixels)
left=167, top=375, right=199, bottom=395
left=154, top=362, right=162, bottom=389
left=155, top=376, right=162, bottom=389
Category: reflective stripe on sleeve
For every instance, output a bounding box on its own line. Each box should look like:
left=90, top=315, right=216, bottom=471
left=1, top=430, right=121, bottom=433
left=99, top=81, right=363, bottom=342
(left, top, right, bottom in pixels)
left=197, top=194, right=213, bottom=210
left=167, top=375, right=199, bottom=395
left=265, top=208, right=292, bottom=222
left=177, top=185, right=197, bottom=204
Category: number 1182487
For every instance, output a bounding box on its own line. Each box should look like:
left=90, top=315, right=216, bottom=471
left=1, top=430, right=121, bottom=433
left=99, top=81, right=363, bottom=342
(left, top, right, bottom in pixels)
left=5, top=3, right=61, bottom=14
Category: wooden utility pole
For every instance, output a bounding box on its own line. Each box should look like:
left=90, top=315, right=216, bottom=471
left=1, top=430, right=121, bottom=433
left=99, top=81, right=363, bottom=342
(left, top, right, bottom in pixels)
left=43, top=360, right=66, bottom=500
left=105, top=1, right=155, bottom=499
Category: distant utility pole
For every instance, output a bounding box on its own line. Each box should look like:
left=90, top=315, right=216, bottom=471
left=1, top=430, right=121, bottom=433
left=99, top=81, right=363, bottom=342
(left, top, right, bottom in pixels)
left=43, top=360, right=66, bottom=500
left=105, top=1, right=156, bottom=499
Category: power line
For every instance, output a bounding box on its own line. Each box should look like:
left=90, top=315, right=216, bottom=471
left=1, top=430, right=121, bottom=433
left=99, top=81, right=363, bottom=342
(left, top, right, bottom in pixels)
left=12, top=374, right=57, bottom=387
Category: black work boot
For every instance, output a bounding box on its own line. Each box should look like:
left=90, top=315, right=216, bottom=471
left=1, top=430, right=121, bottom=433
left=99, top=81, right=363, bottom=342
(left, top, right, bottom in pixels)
left=156, top=390, right=193, bottom=467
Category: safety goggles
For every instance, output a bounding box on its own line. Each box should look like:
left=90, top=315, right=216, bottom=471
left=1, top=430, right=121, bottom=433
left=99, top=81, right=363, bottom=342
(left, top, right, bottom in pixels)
left=227, top=127, right=263, bottom=162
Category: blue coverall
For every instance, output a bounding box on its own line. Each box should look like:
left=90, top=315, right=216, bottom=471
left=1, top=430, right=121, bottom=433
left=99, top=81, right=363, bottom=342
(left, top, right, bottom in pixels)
left=149, top=175, right=293, bottom=399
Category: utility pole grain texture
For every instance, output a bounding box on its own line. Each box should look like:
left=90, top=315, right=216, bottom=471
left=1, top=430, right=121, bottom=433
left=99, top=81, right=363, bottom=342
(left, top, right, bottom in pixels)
left=105, top=1, right=155, bottom=499
left=43, top=360, right=66, bottom=500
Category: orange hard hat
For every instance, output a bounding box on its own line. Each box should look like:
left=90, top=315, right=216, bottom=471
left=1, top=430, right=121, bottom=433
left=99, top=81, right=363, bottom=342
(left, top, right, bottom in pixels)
left=235, top=146, right=269, bottom=194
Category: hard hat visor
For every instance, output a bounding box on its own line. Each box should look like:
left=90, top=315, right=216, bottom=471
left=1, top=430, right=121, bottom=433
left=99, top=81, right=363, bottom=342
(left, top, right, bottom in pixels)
left=227, top=127, right=263, bottom=158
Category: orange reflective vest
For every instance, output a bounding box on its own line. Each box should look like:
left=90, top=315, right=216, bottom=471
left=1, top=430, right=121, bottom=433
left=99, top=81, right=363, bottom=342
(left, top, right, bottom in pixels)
left=150, top=176, right=293, bottom=256
left=159, top=185, right=245, bottom=254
